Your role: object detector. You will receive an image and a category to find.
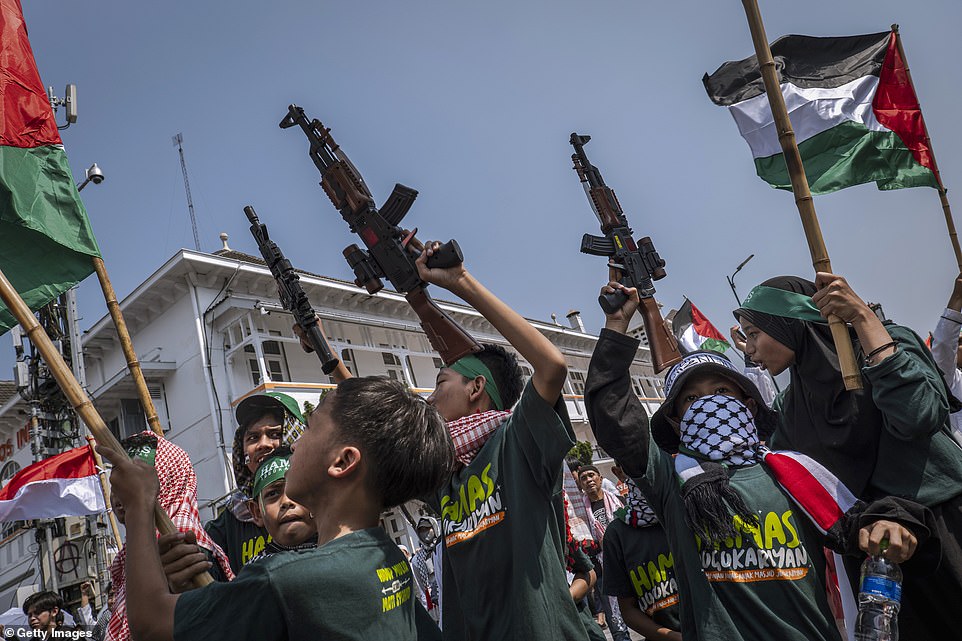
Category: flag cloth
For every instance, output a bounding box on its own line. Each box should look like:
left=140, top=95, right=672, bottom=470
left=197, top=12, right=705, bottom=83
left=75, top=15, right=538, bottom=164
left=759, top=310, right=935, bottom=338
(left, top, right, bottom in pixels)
left=703, top=30, right=940, bottom=195
left=0, top=446, right=105, bottom=521
left=0, top=0, right=101, bottom=335
left=672, top=299, right=730, bottom=354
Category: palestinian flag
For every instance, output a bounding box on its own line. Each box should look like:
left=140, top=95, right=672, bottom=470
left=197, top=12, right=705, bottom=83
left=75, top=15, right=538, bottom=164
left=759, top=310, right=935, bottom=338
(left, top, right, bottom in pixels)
left=0, top=446, right=105, bottom=521
left=0, top=0, right=101, bottom=335
left=672, top=299, right=730, bottom=354
left=704, top=30, right=940, bottom=195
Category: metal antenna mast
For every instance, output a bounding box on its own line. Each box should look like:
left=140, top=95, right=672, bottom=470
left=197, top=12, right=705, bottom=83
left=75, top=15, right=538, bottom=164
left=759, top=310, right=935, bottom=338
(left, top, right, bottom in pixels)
left=172, top=133, right=201, bottom=251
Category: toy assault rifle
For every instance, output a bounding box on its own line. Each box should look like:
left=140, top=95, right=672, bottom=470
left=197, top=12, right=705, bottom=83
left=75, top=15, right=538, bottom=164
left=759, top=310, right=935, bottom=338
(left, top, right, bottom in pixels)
left=280, top=104, right=480, bottom=365
left=245, top=205, right=340, bottom=374
left=570, top=133, right=681, bottom=373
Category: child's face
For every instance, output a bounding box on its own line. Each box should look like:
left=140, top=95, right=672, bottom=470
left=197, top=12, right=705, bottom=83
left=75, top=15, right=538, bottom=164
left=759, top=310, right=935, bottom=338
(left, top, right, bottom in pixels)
left=672, top=372, right=753, bottom=431
left=251, top=479, right=317, bottom=547
left=427, top=368, right=475, bottom=422
left=27, top=606, right=57, bottom=630
left=739, top=320, right=795, bottom=375
left=244, top=414, right=284, bottom=474
left=286, top=393, right=338, bottom=508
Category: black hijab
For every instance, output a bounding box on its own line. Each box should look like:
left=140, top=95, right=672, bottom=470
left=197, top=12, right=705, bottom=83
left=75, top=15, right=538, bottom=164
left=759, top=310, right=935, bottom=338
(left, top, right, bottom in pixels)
left=735, top=276, right=880, bottom=496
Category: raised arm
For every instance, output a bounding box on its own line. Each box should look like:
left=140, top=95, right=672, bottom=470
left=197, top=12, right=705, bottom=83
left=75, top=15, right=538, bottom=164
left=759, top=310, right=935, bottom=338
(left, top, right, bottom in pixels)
left=584, top=282, right=652, bottom=480
left=417, top=242, right=567, bottom=403
left=814, top=272, right=949, bottom=439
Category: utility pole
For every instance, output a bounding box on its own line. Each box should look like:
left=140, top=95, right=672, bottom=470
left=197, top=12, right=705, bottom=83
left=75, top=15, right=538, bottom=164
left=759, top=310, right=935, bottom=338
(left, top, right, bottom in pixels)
left=173, top=133, right=201, bottom=251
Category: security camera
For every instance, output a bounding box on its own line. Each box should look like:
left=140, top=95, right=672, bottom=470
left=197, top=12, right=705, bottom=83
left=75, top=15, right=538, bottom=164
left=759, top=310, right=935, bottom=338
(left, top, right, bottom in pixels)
left=86, top=163, right=104, bottom=185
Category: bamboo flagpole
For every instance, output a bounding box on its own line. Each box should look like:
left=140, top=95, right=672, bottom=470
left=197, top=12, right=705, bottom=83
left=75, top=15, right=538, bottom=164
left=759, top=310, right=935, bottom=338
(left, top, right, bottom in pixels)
left=890, top=24, right=962, bottom=272
left=91, top=257, right=165, bottom=437
left=0, top=266, right=214, bottom=587
left=86, top=435, right=124, bottom=549
left=739, top=0, right=863, bottom=391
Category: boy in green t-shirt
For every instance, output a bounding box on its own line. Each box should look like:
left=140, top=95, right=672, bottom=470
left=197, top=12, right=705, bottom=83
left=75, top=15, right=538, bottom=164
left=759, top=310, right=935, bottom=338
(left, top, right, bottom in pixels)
left=158, top=446, right=317, bottom=590
left=585, top=281, right=937, bottom=641
left=415, top=242, right=588, bottom=641
left=101, top=376, right=453, bottom=641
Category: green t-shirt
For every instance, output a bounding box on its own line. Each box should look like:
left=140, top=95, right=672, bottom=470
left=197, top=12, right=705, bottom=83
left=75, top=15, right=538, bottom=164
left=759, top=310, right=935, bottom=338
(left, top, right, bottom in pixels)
left=602, top=518, right=682, bottom=632
left=205, top=505, right=272, bottom=574
left=174, top=528, right=440, bottom=641
left=432, top=381, right=587, bottom=641
left=639, top=439, right=842, bottom=641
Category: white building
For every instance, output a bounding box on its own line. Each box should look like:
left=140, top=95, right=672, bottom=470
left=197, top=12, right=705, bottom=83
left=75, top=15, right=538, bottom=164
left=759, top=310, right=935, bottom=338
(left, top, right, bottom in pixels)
left=0, top=236, right=666, bottom=610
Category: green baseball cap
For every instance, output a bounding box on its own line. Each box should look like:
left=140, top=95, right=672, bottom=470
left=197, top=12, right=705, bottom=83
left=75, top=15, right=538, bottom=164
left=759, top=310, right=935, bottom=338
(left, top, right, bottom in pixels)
left=235, top=391, right=305, bottom=429
left=251, top=451, right=292, bottom=498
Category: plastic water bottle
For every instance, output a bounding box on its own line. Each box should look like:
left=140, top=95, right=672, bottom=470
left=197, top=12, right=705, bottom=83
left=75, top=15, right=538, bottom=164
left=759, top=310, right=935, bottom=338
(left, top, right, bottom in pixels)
left=854, top=548, right=902, bottom=641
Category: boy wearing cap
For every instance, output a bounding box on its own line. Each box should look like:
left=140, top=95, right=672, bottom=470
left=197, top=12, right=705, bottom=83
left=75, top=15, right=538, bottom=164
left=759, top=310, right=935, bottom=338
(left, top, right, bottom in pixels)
left=584, top=282, right=937, bottom=641
left=101, top=376, right=452, bottom=641
left=205, top=391, right=307, bottom=574
left=415, top=242, right=588, bottom=641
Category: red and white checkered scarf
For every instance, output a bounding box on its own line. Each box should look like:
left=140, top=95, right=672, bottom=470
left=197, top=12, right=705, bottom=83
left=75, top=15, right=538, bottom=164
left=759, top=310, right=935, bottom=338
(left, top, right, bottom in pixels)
left=446, top=410, right=511, bottom=466
left=107, top=433, right=234, bottom=641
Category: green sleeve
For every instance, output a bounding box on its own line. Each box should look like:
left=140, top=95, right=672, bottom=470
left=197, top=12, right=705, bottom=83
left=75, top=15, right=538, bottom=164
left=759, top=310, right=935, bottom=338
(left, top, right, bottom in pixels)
left=863, top=324, right=950, bottom=441
left=174, top=561, right=285, bottom=641
left=504, top=381, right=577, bottom=491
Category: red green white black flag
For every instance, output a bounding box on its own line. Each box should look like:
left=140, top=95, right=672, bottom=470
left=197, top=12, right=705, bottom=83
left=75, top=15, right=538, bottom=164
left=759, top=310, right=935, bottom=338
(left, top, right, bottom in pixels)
left=703, top=30, right=940, bottom=195
left=0, top=0, right=101, bottom=335
left=672, top=299, right=730, bottom=354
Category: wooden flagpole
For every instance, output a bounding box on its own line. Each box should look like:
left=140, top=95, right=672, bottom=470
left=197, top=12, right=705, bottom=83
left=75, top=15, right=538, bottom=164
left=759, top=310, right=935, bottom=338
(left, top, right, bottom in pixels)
left=86, top=435, right=124, bottom=549
left=0, top=266, right=213, bottom=587
left=890, top=24, right=962, bottom=272
left=740, top=0, right=862, bottom=391
left=91, top=258, right=165, bottom=436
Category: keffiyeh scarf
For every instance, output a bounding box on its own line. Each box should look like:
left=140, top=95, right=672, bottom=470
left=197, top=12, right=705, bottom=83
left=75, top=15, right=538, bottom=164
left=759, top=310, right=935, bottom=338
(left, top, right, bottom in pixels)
left=674, top=395, right=759, bottom=545
left=617, top=478, right=658, bottom=528
left=446, top=410, right=511, bottom=466
left=107, top=433, right=235, bottom=641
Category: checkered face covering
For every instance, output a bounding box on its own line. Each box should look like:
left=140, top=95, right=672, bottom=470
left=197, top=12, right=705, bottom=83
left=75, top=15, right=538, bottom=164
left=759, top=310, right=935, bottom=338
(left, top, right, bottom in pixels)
left=621, top=478, right=658, bottom=528
left=679, top=394, right=758, bottom=467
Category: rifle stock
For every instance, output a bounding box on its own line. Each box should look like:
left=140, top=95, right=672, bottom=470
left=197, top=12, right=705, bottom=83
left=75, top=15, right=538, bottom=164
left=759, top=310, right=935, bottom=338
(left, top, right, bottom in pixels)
left=638, top=296, right=681, bottom=373
left=406, top=288, right=481, bottom=365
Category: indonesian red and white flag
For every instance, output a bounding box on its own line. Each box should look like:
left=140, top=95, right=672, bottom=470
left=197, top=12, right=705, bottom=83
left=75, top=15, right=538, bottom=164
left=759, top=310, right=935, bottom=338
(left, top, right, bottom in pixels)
left=0, top=446, right=105, bottom=521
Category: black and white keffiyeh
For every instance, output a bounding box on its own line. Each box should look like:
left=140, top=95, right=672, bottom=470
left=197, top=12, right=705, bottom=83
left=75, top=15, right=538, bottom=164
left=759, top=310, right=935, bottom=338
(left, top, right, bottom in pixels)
left=674, top=395, right=760, bottom=545
left=618, top=478, right=658, bottom=528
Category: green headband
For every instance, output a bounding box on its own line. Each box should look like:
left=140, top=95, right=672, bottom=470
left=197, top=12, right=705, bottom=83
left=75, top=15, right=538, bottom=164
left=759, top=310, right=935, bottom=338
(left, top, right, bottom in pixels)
left=126, top=443, right=157, bottom=466
left=740, top=285, right=825, bottom=324
left=448, top=355, right=504, bottom=411
left=252, top=455, right=291, bottom=498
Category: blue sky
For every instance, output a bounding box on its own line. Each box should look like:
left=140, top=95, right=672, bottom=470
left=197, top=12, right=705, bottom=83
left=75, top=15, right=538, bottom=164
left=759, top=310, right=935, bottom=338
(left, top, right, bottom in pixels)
left=6, top=0, right=962, bottom=378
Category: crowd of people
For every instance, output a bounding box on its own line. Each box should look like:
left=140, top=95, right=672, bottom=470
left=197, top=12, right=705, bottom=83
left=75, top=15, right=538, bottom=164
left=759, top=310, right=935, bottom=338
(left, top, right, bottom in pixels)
left=14, top=251, right=962, bottom=641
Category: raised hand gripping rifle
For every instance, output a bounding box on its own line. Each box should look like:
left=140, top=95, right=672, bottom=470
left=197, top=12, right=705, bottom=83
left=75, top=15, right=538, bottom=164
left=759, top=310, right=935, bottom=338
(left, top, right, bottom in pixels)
left=245, top=205, right=340, bottom=374
left=569, top=133, right=681, bottom=373
left=280, top=104, right=480, bottom=365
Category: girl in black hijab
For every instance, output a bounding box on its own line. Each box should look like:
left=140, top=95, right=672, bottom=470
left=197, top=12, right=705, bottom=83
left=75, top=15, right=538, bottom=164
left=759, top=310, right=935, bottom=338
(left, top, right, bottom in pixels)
left=735, top=272, right=962, bottom=638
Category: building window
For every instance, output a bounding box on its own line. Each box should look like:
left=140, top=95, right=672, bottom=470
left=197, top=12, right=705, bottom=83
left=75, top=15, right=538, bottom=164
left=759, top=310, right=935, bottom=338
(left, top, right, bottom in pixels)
left=0, top=461, right=20, bottom=485
left=382, top=352, right=405, bottom=383
left=632, top=377, right=646, bottom=397
left=341, top=349, right=357, bottom=376
left=244, top=340, right=290, bottom=386
left=569, top=371, right=586, bottom=396
left=433, top=357, right=444, bottom=369
left=520, top=364, right=533, bottom=386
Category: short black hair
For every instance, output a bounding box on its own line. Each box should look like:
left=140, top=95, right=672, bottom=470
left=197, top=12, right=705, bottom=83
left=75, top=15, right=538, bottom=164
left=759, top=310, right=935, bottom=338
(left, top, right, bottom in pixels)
left=328, top=377, right=455, bottom=508
left=23, top=591, right=63, bottom=621
left=474, top=343, right=523, bottom=410
left=564, top=455, right=583, bottom=473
